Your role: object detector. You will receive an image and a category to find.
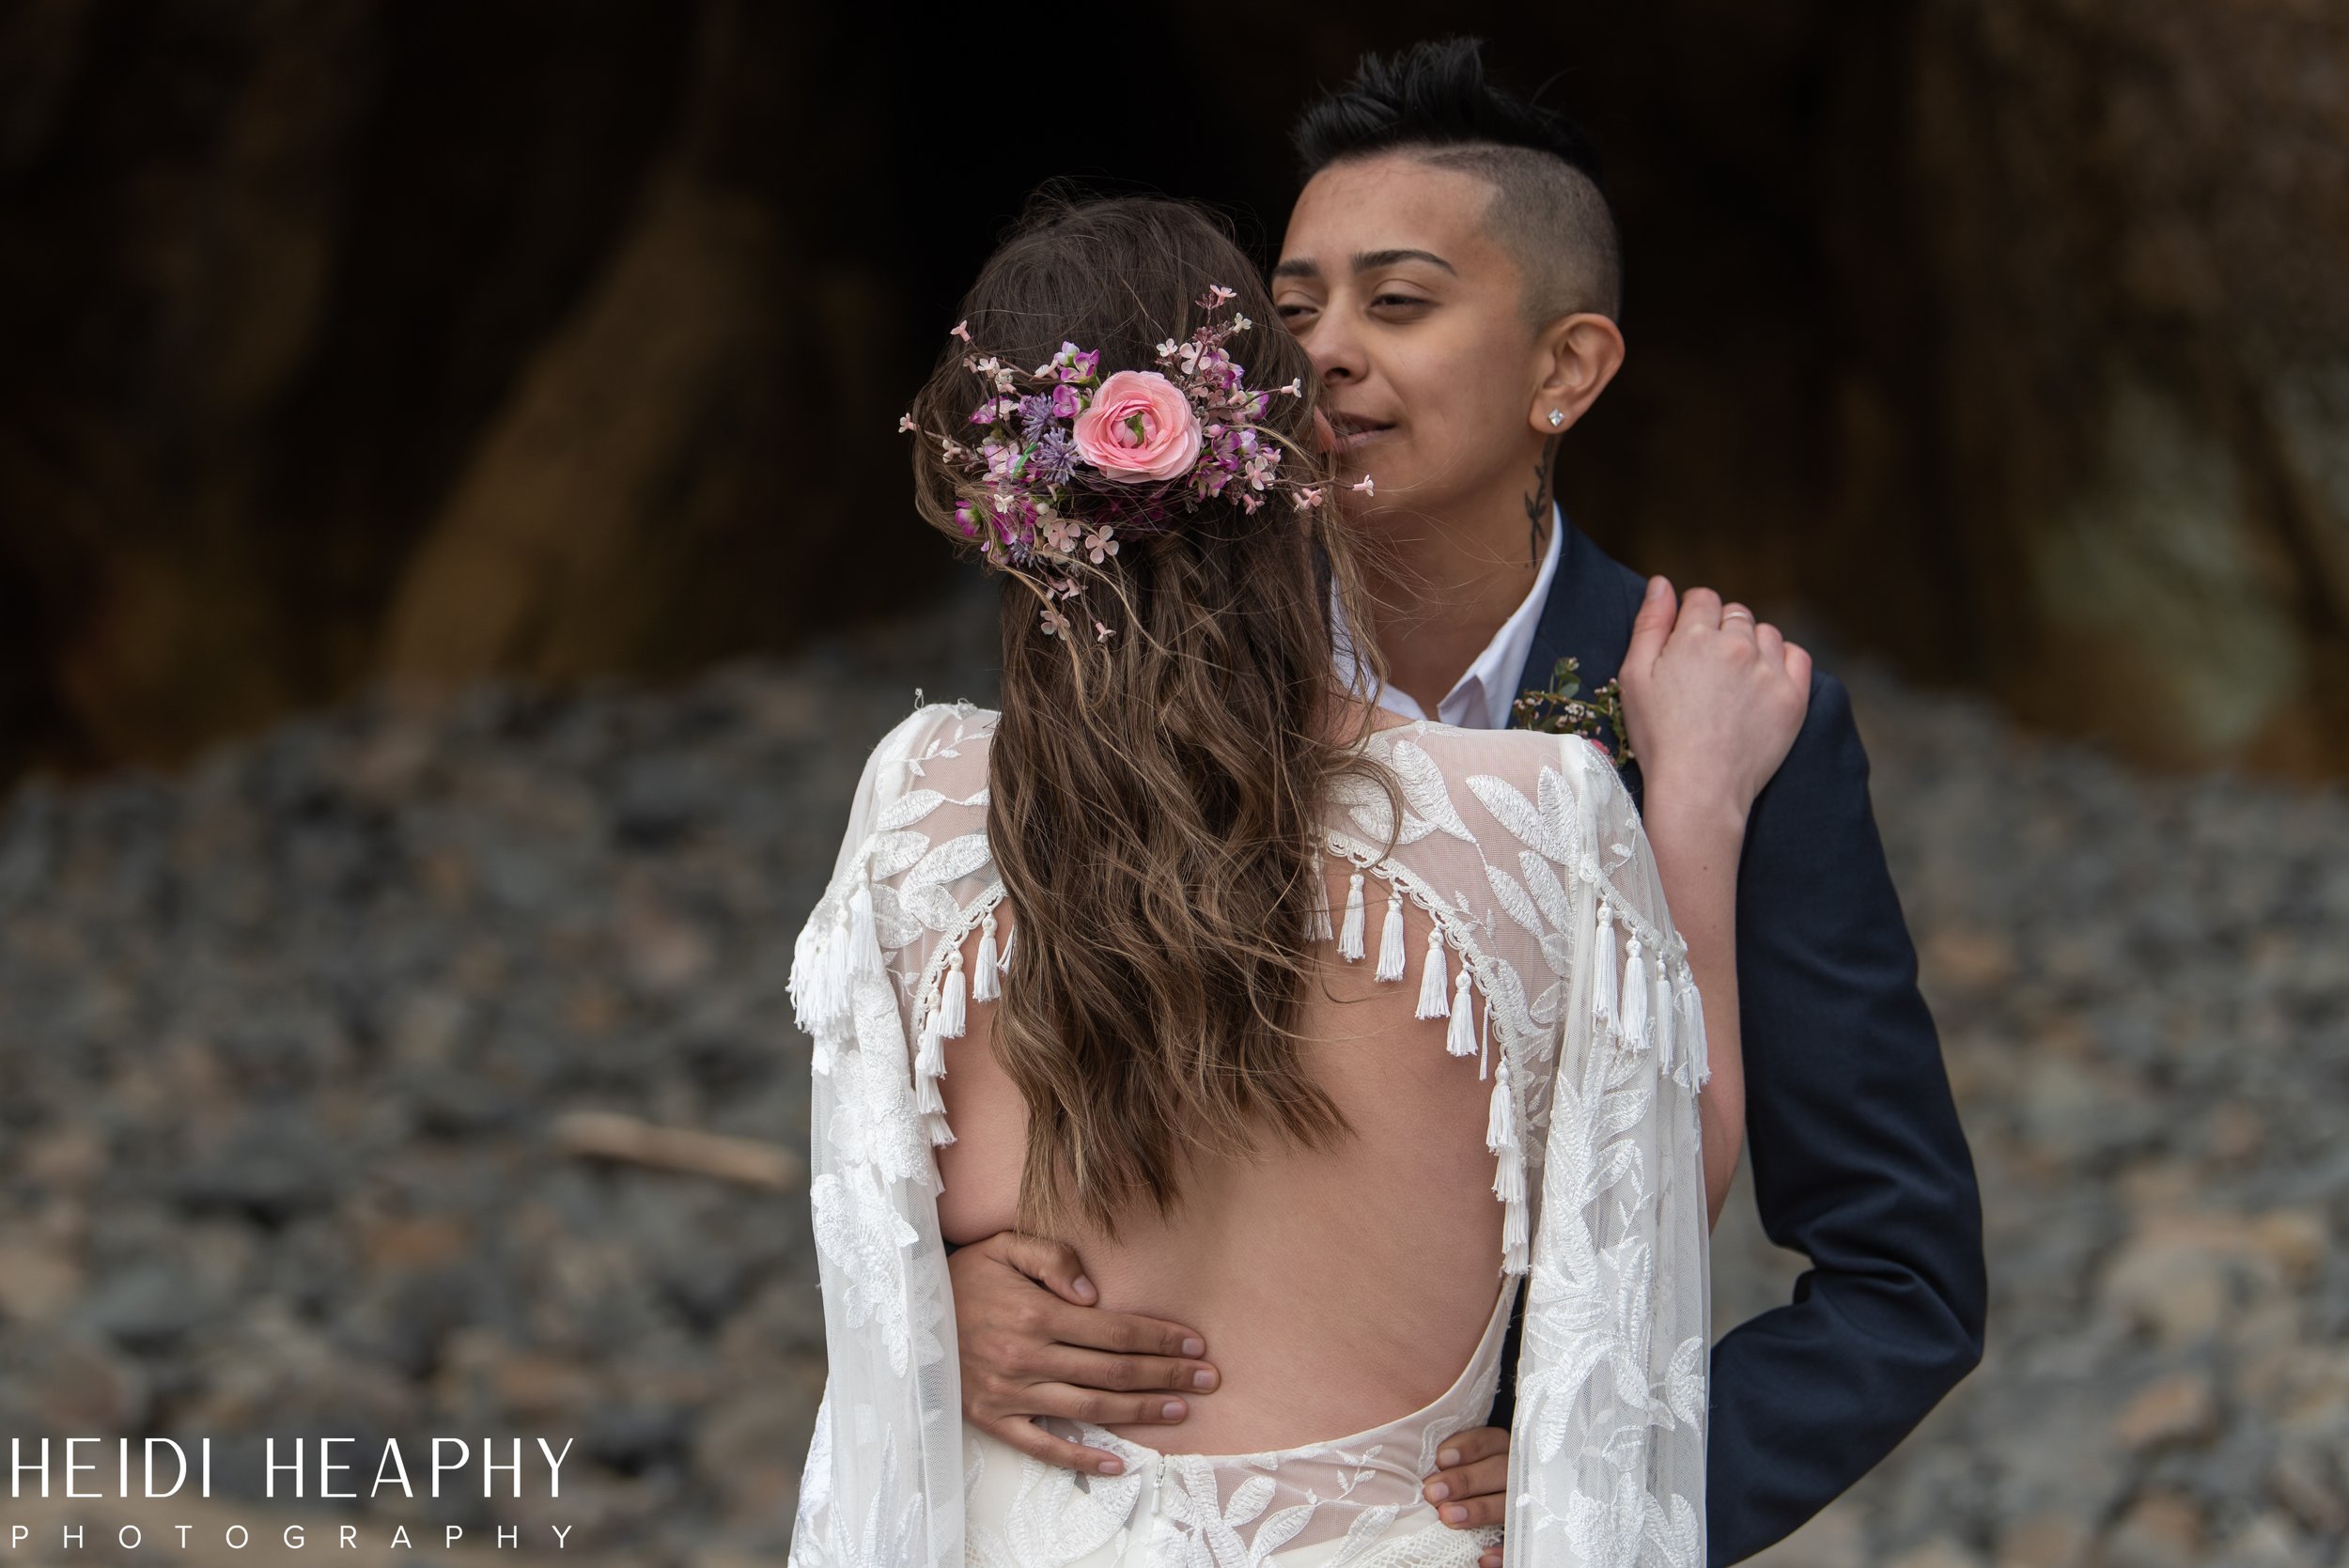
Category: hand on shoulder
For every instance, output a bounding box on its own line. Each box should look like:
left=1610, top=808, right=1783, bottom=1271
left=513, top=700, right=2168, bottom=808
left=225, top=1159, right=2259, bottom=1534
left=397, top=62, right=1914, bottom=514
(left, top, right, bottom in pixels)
left=1617, top=577, right=1812, bottom=820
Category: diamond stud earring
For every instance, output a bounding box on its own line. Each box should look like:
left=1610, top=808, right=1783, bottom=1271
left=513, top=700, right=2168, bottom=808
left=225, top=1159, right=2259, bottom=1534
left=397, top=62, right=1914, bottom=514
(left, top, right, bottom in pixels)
left=1547, top=409, right=1564, bottom=428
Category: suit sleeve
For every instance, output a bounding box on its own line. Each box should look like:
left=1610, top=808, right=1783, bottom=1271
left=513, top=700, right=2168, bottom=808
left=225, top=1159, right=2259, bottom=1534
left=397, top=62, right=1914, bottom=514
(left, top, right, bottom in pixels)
left=1703, top=670, right=1987, bottom=1564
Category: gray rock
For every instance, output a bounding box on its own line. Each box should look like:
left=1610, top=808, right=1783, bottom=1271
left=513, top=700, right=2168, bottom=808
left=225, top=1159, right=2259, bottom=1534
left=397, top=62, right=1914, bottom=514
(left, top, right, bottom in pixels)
left=1, top=601, right=2341, bottom=1560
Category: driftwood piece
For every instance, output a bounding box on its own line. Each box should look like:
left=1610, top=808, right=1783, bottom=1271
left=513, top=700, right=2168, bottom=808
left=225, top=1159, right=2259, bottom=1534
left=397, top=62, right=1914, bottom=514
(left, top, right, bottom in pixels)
left=552, top=1110, right=803, bottom=1191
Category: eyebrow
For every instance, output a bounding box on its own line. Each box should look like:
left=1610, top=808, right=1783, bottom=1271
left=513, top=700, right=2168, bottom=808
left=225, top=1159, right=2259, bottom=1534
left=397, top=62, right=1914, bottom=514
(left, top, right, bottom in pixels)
left=1271, top=248, right=1458, bottom=282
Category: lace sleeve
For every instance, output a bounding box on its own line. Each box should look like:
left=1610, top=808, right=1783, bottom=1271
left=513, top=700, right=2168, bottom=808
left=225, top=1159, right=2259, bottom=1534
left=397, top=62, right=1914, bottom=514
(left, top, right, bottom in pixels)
left=1508, top=736, right=1712, bottom=1568
left=785, top=705, right=973, bottom=1568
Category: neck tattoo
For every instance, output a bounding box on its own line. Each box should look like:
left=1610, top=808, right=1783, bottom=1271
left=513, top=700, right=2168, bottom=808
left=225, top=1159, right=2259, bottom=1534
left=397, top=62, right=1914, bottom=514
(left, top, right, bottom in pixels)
left=1523, top=435, right=1562, bottom=565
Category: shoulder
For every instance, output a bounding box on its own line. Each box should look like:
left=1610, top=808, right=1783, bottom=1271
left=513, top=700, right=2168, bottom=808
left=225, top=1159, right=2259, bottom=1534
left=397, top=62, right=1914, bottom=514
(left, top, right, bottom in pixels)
left=1363, top=722, right=1633, bottom=848
left=865, top=699, right=1000, bottom=759
left=1761, top=667, right=1872, bottom=814
left=1377, top=720, right=1620, bottom=784
left=848, top=702, right=999, bottom=800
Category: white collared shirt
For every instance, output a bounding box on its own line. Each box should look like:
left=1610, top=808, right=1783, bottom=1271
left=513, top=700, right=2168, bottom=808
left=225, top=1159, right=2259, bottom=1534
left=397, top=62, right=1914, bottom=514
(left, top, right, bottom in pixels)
left=1333, top=501, right=1566, bottom=731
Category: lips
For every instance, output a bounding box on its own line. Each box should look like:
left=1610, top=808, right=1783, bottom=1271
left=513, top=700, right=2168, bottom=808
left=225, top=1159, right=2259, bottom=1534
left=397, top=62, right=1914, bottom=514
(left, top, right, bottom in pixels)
left=1324, top=411, right=1395, bottom=453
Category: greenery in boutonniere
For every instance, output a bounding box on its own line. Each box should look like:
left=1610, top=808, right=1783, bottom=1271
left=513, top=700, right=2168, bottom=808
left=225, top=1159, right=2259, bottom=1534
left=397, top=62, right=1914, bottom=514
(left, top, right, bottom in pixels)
left=1512, top=656, right=1635, bottom=765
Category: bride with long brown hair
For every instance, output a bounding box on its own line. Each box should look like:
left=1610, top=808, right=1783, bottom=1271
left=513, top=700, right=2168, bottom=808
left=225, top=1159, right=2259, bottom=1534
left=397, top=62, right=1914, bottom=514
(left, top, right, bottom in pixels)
left=786, top=194, right=1807, bottom=1567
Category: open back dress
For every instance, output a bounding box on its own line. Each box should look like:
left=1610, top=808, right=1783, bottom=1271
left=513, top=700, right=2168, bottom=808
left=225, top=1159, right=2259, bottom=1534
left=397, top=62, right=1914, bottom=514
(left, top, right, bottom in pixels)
left=786, top=703, right=1711, bottom=1568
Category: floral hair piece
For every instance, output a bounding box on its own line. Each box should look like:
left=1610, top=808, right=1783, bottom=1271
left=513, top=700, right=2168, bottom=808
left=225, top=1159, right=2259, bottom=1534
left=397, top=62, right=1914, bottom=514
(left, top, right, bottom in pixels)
left=901, top=287, right=1342, bottom=639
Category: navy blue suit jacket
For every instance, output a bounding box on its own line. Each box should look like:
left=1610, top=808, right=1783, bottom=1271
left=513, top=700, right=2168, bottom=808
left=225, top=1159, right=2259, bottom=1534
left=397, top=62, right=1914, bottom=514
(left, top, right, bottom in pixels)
left=1485, top=521, right=1987, bottom=1564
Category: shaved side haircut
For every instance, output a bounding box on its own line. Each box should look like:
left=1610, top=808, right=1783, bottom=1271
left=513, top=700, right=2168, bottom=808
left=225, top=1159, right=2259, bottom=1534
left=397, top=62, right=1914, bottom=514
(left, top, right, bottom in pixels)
left=1291, top=38, right=1624, bottom=324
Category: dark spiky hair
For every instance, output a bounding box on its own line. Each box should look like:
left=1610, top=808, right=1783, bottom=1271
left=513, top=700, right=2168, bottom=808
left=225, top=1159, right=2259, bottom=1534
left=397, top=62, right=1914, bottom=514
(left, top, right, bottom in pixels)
left=1291, top=38, right=1622, bottom=321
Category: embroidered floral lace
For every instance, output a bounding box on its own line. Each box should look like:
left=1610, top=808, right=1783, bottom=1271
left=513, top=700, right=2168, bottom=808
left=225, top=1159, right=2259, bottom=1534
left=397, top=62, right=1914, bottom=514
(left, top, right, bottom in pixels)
left=786, top=704, right=1710, bottom=1567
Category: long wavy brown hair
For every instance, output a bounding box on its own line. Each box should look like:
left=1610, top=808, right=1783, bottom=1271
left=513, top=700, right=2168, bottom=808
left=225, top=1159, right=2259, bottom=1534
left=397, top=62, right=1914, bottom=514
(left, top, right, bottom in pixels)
left=905, top=195, right=1395, bottom=1241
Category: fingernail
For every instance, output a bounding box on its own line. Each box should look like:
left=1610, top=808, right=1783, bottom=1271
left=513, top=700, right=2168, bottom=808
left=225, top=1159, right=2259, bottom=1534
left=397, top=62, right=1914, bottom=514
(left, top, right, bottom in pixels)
left=1181, top=1337, right=1205, bottom=1357
left=1072, top=1275, right=1097, bottom=1301
left=1443, top=1504, right=1468, bottom=1524
left=1426, top=1482, right=1451, bottom=1502
left=1192, top=1369, right=1215, bottom=1389
left=1161, top=1400, right=1185, bottom=1420
left=1438, top=1447, right=1460, bottom=1468
left=1098, top=1457, right=1123, bottom=1475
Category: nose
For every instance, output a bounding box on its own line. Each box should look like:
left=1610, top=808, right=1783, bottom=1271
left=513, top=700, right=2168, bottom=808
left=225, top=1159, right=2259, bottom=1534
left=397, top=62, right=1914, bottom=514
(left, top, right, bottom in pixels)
left=1304, top=308, right=1367, bottom=388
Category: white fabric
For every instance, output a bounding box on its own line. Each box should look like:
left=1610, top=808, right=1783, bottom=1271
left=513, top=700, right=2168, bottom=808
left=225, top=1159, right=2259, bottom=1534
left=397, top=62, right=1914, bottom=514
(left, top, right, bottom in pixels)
left=960, top=1274, right=1518, bottom=1567
left=786, top=702, right=1711, bottom=1568
left=1332, top=502, right=1564, bottom=732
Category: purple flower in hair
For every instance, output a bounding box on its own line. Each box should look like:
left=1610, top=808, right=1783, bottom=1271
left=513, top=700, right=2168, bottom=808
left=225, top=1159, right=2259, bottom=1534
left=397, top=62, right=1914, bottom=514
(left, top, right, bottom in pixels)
left=1018, top=394, right=1056, bottom=442
left=1048, top=342, right=1101, bottom=383
left=1030, top=429, right=1075, bottom=484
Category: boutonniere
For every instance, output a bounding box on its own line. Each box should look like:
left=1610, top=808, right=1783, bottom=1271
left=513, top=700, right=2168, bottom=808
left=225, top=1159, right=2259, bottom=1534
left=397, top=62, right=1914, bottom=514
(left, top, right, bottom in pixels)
left=1512, top=657, right=1635, bottom=766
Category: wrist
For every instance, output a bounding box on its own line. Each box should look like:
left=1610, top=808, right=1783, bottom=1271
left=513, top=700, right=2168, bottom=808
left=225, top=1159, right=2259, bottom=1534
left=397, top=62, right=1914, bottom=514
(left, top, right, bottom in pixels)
left=1638, top=770, right=1752, bottom=839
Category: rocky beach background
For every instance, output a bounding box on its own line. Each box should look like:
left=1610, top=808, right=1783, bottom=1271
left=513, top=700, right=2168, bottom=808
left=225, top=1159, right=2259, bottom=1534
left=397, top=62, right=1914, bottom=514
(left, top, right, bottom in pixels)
left=0, top=587, right=2341, bottom=1567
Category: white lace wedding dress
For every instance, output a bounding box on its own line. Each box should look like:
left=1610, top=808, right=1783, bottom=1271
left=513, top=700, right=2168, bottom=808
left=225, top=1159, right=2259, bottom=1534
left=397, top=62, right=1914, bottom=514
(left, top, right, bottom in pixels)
left=786, top=703, right=1711, bottom=1567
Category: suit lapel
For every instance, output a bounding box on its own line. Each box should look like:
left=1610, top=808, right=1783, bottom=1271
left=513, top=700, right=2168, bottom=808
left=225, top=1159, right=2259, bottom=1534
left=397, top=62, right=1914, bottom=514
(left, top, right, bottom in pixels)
left=1510, top=517, right=1652, bottom=805
left=1512, top=515, right=1649, bottom=711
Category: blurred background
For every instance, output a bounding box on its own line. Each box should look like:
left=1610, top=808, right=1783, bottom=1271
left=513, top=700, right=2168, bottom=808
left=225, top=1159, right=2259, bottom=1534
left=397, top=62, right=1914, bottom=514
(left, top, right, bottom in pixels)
left=4, top=0, right=2348, bottom=785
left=0, top=3, right=2344, bottom=1567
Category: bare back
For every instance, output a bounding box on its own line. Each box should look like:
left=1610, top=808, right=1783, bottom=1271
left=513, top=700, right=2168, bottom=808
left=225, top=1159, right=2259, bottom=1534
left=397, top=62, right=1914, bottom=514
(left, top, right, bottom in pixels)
left=936, top=893, right=1506, bottom=1452
left=848, top=701, right=1699, bottom=1461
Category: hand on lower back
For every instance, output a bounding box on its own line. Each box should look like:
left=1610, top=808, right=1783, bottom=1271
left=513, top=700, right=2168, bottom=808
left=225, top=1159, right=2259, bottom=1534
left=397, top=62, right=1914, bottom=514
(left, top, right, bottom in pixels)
left=949, top=1230, right=1221, bottom=1475
left=1618, top=577, right=1812, bottom=817
left=1423, top=1423, right=1511, bottom=1565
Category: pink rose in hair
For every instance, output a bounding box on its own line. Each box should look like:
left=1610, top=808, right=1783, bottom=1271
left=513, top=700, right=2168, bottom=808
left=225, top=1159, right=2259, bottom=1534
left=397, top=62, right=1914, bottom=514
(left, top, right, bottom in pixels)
left=1071, top=370, right=1202, bottom=482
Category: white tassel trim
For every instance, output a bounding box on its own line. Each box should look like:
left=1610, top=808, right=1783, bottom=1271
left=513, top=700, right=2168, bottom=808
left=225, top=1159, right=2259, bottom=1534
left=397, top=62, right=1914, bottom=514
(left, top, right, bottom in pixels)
left=848, top=883, right=882, bottom=980
left=1619, top=935, right=1648, bottom=1050
left=924, top=1110, right=955, bottom=1146
left=1375, top=887, right=1408, bottom=982
left=972, top=912, right=1001, bottom=1001
left=1338, top=873, right=1367, bottom=961
left=1491, top=1053, right=1530, bottom=1275
left=1415, top=930, right=1451, bottom=1019
left=817, top=901, right=854, bottom=1025
left=1485, top=1054, right=1516, bottom=1154
left=1653, top=962, right=1676, bottom=1074
left=814, top=904, right=849, bottom=1022
left=1676, top=964, right=1711, bottom=1090
left=1444, top=970, right=1477, bottom=1058
left=1479, top=998, right=1492, bottom=1081
left=1501, top=1186, right=1530, bottom=1274
left=939, top=950, right=968, bottom=1040
left=1308, top=853, right=1335, bottom=942
left=788, top=877, right=888, bottom=1048
left=914, top=1014, right=947, bottom=1113
left=788, top=914, right=825, bottom=1033
left=1494, top=1144, right=1527, bottom=1204
left=1592, top=907, right=1619, bottom=1032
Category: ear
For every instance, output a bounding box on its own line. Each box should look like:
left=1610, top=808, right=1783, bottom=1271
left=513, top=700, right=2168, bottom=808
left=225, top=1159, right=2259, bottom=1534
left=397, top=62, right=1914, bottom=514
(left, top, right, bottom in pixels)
left=1525, top=313, right=1626, bottom=437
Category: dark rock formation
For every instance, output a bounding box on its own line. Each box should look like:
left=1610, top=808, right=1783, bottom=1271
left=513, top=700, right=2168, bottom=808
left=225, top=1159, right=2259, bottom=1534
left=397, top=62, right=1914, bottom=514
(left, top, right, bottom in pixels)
left=2, top=2, right=2342, bottom=784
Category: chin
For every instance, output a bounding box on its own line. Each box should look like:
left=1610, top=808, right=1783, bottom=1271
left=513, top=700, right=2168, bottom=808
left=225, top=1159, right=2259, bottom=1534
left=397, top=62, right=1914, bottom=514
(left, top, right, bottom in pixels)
left=1334, top=445, right=1404, bottom=489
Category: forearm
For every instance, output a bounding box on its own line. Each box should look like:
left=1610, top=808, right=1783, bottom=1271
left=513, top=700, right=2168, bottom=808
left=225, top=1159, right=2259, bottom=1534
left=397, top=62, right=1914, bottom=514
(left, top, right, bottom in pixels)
left=1637, top=781, right=1748, bottom=1228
